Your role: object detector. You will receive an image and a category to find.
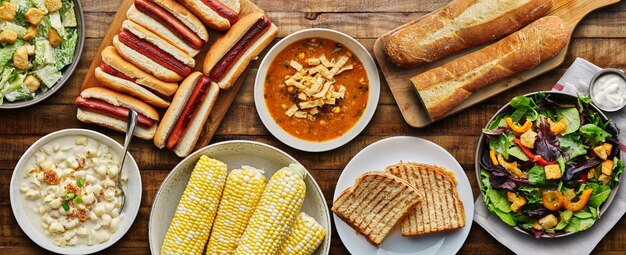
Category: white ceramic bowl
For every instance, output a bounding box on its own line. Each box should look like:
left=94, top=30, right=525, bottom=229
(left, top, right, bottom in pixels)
left=254, top=28, right=380, bottom=152
left=10, top=129, right=142, bottom=254
left=148, top=140, right=331, bottom=254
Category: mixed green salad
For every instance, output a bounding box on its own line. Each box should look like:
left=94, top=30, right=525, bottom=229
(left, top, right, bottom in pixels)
left=480, top=93, right=624, bottom=238
left=0, top=0, right=78, bottom=105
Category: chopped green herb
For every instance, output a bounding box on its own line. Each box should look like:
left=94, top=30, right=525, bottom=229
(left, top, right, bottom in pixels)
left=76, top=178, right=85, bottom=187
left=64, top=193, right=75, bottom=200
left=61, top=202, right=69, bottom=211
left=74, top=196, right=82, bottom=204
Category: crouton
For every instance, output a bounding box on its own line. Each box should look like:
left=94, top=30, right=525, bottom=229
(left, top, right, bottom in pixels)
left=507, top=192, right=526, bottom=213
left=520, top=129, right=538, bottom=149
left=598, top=174, right=611, bottom=185
left=588, top=169, right=596, bottom=179
left=593, top=144, right=610, bottom=160
left=23, top=26, right=37, bottom=41
left=0, top=2, right=17, bottom=21
left=45, top=0, right=63, bottom=12
left=538, top=214, right=558, bottom=229
left=48, top=28, right=61, bottom=48
left=13, top=46, right=29, bottom=69
left=602, top=160, right=614, bottom=176
left=25, top=8, right=46, bottom=26
left=0, top=30, right=17, bottom=44
left=24, top=75, right=41, bottom=93
left=544, top=164, right=562, bottom=180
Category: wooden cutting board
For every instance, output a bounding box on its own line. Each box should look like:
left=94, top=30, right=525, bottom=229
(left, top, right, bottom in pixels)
left=80, top=0, right=263, bottom=151
left=373, top=0, right=620, bottom=128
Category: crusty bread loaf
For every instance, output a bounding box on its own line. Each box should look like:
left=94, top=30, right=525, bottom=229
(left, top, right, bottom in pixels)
left=386, top=162, right=465, bottom=236
left=383, top=0, right=552, bottom=68
left=412, top=16, right=569, bottom=121
left=331, top=171, right=422, bottom=246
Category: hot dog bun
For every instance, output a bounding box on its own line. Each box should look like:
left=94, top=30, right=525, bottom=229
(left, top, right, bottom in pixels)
left=127, top=2, right=207, bottom=57
left=122, top=20, right=195, bottom=68
left=178, top=0, right=240, bottom=30
left=154, top=72, right=220, bottom=157
left=203, top=13, right=278, bottom=89
left=113, top=35, right=183, bottom=82
left=96, top=46, right=178, bottom=108
left=76, top=87, right=159, bottom=140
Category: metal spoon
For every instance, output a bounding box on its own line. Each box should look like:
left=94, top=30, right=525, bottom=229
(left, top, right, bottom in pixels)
left=117, top=110, right=137, bottom=214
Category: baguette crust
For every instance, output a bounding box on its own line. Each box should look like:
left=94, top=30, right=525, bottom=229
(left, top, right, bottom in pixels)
left=331, top=171, right=422, bottom=246
left=113, top=35, right=183, bottom=82
left=412, top=16, right=569, bottom=120
left=386, top=162, right=466, bottom=236
left=100, top=46, right=178, bottom=97
left=203, top=13, right=278, bottom=89
left=383, top=0, right=552, bottom=68
left=178, top=0, right=240, bottom=30
left=154, top=72, right=203, bottom=148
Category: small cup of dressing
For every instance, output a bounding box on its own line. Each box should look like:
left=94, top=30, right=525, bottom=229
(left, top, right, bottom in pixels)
left=589, top=68, right=626, bottom=112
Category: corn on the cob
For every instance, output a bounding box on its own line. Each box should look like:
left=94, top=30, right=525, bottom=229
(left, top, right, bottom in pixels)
left=161, top=155, right=227, bottom=255
left=207, top=166, right=267, bottom=254
left=234, top=164, right=307, bottom=255
left=278, top=212, right=326, bottom=255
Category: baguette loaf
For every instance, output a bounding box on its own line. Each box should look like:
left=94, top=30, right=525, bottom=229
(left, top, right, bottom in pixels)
left=383, top=0, right=552, bottom=68
left=386, top=162, right=465, bottom=236
left=332, top=172, right=422, bottom=246
left=413, top=16, right=569, bottom=121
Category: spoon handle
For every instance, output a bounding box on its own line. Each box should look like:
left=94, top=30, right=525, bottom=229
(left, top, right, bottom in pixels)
left=119, top=110, right=138, bottom=180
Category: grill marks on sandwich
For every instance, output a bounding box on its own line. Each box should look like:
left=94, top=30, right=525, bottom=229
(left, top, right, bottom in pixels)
left=118, top=30, right=192, bottom=77
left=134, top=0, right=205, bottom=49
left=209, top=16, right=270, bottom=81
left=75, top=97, right=155, bottom=128
left=165, top=76, right=211, bottom=149
left=386, top=162, right=466, bottom=236
left=331, top=172, right=422, bottom=246
left=201, top=0, right=238, bottom=25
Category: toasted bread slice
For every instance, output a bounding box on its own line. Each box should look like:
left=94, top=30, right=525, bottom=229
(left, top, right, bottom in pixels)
left=331, top=171, right=422, bottom=246
left=386, top=162, right=465, bottom=236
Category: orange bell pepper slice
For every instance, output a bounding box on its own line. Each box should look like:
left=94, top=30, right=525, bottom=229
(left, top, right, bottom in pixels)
left=506, top=117, right=532, bottom=135
left=542, top=191, right=564, bottom=211
left=564, top=189, right=594, bottom=212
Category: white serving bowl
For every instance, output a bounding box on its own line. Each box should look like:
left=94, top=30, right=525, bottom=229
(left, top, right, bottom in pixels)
left=254, top=28, right=380, bottom=152
left=149, top=140, right=331, bottom=254
left=10, top=129, right=142, bottom=254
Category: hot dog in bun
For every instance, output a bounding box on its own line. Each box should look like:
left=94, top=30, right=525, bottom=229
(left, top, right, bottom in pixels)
left=76, top=87, right=160, bottom=140
left=177, top=0, right=240, bottom=31
left=113, top=20, right=195, bottom=82
left=95, top=46, right=178, bottom=108
left=203, top=12, right=278, bottom=89
left=127, top=0, right=208, bottom=57
left=154, top=72, right=220, bottom=157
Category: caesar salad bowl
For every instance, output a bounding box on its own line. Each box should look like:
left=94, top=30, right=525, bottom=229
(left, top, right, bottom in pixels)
left=0, top=0, right=84, bottom=109
left=475, top=91, right=623, bottom=238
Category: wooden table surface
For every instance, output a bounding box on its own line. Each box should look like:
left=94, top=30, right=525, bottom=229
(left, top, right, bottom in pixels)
left=2, top=0, right=626, bottom=254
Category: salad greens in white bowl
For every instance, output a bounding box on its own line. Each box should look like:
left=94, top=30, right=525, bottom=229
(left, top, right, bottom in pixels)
left=0, top=0, right=84, bottom=108
left=476, top=92, right=624, bottom=238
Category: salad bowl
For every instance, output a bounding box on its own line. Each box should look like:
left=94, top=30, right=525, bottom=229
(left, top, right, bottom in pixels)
left=475, top=91, right=624, bottom=238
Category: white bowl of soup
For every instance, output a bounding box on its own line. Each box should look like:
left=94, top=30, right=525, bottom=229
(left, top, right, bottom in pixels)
left=10, top=129, right=141, bottom=254
left=255, top=28, right=380, bottom=152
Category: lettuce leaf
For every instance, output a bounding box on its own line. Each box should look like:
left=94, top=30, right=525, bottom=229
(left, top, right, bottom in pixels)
left=54, top=28, right=77, bottom=70
left=2, top=70, right=32, bottom=102
left=0, top=21, right=28, bottom=37
left=528, top=166, right=546, bottom=185
left=34, top=65, right=62, bottom=88
left=558, top=135, right=588, bottom=162
left=34, top=39, right=55, bottom=67
left=510, top=96, right=539, bottom=122
left=48, top=11, right=65, bottom=37
left=29, top=0, right=48, bottom=13
left=564, top=217, right=596, bottom=233
left=556, top=107, right=580, bottom=135
left=580, top=124, right=611, bottom=146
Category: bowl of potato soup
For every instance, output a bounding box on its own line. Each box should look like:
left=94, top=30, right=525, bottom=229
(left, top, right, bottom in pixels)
left=10, top=129, right=141, bottom=254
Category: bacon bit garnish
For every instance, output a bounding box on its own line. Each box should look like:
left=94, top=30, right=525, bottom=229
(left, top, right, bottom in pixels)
left=64, top=183, right=79, bottom=194
left=76, top=157, right=85, bottom=170
left=67, top=208, right=90, bottom=223
left=44, top=170, right=59, bottom=185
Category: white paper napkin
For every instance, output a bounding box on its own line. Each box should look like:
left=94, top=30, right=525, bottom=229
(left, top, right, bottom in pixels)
left=473, top=57, right=626, bottom=255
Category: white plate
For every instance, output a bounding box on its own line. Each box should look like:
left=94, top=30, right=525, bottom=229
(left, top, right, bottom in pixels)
left=255, top=28, right=380, bottom=152
left=10, top=129, right=141, bottom=254
left=333, top=136, right=474, bottom=255
left=148, top=140, right=331, bottom=254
